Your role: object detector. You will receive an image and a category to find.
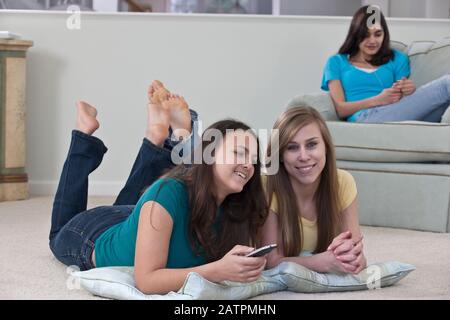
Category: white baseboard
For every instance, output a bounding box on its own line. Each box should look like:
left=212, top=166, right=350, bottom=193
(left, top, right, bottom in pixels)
left=29, top=181, right=125, bottom=197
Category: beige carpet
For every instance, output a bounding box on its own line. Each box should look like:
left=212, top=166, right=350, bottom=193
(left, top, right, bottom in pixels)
left=0, top=196, right=449, bottom=300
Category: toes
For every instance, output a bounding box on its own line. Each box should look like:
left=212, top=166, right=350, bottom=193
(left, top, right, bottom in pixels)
left=152, top=80, right=164, bottom=90
left=148, top=85, right=155, bottom=97
left=77, top=100, right=98, bottom=117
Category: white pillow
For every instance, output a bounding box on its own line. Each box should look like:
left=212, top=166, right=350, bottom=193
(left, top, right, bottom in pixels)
left=71, top=267, right=191, bottom=300
left=276, top=261, right=415, bottom=293
left=72, top=261, right=414, bottom=299
left=178, top=269, right=286, bottom=300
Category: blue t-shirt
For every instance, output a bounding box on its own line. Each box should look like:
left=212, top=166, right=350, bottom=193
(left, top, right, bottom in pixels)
left=94, top=178, right=206, bottom=268
left=321, top=49, right=410, bottom=122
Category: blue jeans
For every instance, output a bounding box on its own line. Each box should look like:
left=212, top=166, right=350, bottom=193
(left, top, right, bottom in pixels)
left=355, top=72, right=450, bottom=123
left=49, top=110, right=198, bottom=271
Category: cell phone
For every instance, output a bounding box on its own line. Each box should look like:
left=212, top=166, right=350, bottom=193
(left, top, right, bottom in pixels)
left=246, top=244, right=277, bottom=257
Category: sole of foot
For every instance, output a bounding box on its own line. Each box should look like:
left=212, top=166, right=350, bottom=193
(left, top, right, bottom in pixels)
left=76, top=101, right=100, bottom=135
left=146, top=101, right=170, bottom=147
left=163, top=94, right=192, bottom=141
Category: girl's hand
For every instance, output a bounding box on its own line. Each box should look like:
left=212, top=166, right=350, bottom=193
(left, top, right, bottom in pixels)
left=397, top=78, right=416, bottom=96
left=334, top=238, right=366, bottom=274
left=376, top=87, right=403, bottom=105
left=393, top=77, right=416, bottom=96
left=350, top=252, right=367, bottom=274
left=327, top=231, right=353, bottom=252
left=327, top=231, right=365, bottom=274
left=212, top=245, right=267, bottom=283
left=314, top=250, right=357, bottom=274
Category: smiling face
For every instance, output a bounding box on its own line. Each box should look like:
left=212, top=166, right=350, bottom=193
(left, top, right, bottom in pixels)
left=358, top=24, right=384, bottom=58
left=212, top=129, right=258, bottom=203
left=282, top=122, right=326, bottom=189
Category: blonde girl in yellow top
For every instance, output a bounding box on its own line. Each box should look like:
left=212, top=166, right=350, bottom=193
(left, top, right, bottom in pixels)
left=261, top=106, right=367, bottom=274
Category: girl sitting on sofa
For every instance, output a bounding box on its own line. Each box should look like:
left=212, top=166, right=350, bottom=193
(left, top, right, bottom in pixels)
left=261, top=106, right=367, bottom=274
left=321, top=5, right=450, bottom=123
left=49, top=81, right=268, bottom=294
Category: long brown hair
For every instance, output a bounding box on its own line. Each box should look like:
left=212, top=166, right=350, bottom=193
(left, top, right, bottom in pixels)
left=339, top=5, right=393, bottom=66
left=266, top=107, right=341, bottom=255
left=161, top=119, right=268, bottom=262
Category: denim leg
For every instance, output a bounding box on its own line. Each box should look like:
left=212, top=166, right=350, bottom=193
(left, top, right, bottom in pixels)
left=50, top=205, right=133, bottom=270
left=49, top=130, right=108, bottom=242
left=165, top=109, right=199, bottom=150
left=113, top=138, right=174, bottom=206
left=422, top=104, right=448, bottom=122
left=356, top=74, right=450, bottom=123
left=113, top=109, right=199, bottom=206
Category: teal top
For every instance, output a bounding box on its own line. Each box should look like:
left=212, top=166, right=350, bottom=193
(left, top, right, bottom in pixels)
left=321, top=49, right=410, bottom=122
left=94, top=178, right=206, bottom=268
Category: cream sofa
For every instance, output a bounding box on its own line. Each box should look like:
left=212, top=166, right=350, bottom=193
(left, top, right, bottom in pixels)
left=287, top=38, right=450, bottom=232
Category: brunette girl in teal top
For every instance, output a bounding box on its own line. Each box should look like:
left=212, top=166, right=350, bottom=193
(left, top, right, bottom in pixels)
left=49, top=80, right=268, bottom=295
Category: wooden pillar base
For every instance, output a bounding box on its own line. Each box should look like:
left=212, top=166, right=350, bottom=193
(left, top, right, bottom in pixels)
left=0, top=39, right=33, bottom=203
left=0, top=174, right=28, bottom=201
left=0, top=182, right=28, bottom=202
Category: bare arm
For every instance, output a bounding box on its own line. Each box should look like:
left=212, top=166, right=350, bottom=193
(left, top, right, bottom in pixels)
left=329, top=197, right=367, bottom=273
left=328, top=80, right=402, bottom=119
left=340, top=197, right=363, bottom=242
left=261, top=210, right=352, bottom=273
left=134, top=201, right=266, bottom=294
left=134, top=201, right=211, bottom=294
left=328, top=80, right=379, bottom=118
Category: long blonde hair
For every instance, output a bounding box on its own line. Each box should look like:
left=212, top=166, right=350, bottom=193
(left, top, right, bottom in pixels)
left=266, top=106, right=341, bottom=255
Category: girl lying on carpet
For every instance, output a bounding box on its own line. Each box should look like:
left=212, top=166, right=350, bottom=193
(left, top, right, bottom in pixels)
left=49, top=80, right=268, bottom=294
left=261, top=106, right=367, bottom=274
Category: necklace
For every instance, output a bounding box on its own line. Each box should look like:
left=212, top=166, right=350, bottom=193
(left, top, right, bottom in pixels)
left=349, top=55, right=384, bottom=89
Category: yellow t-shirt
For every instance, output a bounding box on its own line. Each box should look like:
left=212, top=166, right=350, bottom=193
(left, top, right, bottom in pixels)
left=264, top=169, right=357, bottom=252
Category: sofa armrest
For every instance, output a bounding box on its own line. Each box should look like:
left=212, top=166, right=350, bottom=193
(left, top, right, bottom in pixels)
left=286, top=92, right=340, bottom=121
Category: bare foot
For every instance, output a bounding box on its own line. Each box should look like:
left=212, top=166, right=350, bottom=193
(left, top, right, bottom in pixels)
left=76, top=101, right=99, bottom=135
left=148, top=80, right=170, bottom=105
left=146, top=100, right=170, bottom=147
left=163, top=94, right=192, bottom=141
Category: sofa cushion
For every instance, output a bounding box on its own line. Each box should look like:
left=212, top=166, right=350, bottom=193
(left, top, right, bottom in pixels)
left=337, top=160, right=450, bottom=232
left=328, top=121, right=450, bottom=162
left=390, top=40, right=408, bottom=54
left=286, top=93, right=339, bottom=121
left=407, top=37, right=450, bottom=88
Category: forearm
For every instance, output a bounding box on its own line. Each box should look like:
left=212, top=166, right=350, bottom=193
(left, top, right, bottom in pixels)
left=335, top=97, right=379, bottom=118
left=136, top=261, right=220, bottom=295
left=278, top=255, right=327, bottom=273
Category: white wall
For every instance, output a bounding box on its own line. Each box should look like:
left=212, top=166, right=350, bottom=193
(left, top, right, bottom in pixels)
left=0, top=11, right=449, bottom=195
left=361, top=0, right=390, bottom=16
left=424, top=0, right=450, bottom=19
left=389, top=0, right=450, bottom=18
left=390, top=0, right=425, bottom=18
left=279, top=0, right=362, bottom=16
left=93, top=0, right=119, bottom=12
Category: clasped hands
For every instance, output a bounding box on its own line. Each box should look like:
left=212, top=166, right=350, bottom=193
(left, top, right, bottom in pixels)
left=377, top=77, right=416, bottom=105
left=325, top=230, right=367, bottom=275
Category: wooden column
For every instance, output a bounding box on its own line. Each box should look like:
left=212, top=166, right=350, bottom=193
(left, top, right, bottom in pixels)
left=0, top=39, right=33, bottom=201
